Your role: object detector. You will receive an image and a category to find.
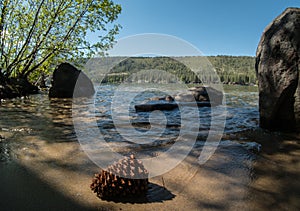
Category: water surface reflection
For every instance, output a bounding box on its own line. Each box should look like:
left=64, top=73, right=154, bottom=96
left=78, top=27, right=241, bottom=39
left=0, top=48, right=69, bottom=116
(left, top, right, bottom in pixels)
left=0, top=85, right=299, bottom=210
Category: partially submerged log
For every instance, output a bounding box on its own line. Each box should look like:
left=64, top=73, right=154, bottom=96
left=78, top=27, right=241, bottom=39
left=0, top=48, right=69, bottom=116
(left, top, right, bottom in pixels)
left=134, top=101, right=212, bottom=112
left=135, top=103, right=178, bottom=112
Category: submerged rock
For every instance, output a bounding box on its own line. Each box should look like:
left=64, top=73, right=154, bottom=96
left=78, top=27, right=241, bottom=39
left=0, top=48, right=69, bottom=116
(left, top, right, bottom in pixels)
left=49, top=63, right=95, bottom=98
left=240, top=142, right=262, bottom=154
left=256, top=8, right=300, bottom=131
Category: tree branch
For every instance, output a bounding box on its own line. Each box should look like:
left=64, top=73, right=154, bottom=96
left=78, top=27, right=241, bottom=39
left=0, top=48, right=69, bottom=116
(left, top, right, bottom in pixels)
left=23, top=2, right=90, bottom=77
left=20, top=1, right=65, bottom=76
left=6, top=0, right=45, bottom=74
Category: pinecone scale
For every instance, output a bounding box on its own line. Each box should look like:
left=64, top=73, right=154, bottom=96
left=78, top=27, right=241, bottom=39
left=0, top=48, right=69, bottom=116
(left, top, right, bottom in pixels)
left=90, top=155, right=149, bottom=199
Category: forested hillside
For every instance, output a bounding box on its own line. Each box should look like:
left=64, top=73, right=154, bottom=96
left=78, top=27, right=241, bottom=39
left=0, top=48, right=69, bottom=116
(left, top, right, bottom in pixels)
left=84, top=55, right=256, bottom=85
left=208, top=56, right=256, bottom=84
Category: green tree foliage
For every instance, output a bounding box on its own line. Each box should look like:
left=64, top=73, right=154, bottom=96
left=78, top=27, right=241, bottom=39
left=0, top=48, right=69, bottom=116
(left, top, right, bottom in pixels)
left=0, top=0, right=121, bottom=81
left=208, top=55, right=256, bottom=85
left=86, top=56, right=256, bottom=85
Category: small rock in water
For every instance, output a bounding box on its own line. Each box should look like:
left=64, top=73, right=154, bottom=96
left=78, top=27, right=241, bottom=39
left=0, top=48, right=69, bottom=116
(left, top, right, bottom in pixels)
left=240, top=142, right=262, bottom=153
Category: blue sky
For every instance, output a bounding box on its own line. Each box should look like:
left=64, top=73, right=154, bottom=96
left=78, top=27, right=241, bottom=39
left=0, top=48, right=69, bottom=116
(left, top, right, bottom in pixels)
left=103, top=0, right=300, bottom=56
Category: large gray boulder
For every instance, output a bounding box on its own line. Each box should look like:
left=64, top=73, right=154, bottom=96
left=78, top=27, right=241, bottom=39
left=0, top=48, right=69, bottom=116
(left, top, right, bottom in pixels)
left=256, top=8, right=300, bottom=131
left=49, top=63, right=95, bottom=98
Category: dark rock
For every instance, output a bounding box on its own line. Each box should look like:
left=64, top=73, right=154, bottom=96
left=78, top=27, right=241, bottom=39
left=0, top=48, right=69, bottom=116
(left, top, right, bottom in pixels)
left=165, top=95, right=174, bottom=101
left=240, top=142, right=262, bottom=154
left=135, top=86, right=223, bottom=112
left=135, top=103, right=178, bottom=112
left=49, top=63, right=95, bottom=98
left=134, top=101, right=213, bottom=112
left=255, top=8, right=300, bottom=131
left=0, top=76, right=38, bottom=100
left=177, top=86, right=223, bottom=105
left=174, top=93, right=195, bottom=102
left=149, top=95, right=174, bottom=102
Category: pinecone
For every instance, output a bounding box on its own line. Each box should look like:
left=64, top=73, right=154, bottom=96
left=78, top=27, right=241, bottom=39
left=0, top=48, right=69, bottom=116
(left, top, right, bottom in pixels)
left=90, top=154, right=149, bottom=199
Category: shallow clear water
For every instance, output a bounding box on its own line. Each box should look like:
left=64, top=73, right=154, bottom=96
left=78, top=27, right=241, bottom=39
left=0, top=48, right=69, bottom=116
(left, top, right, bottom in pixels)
left=2, top=85, right=300, bottom=210
left=0, top=85, right=259, bottom=162
left=93, top=84, right=259, bottom=134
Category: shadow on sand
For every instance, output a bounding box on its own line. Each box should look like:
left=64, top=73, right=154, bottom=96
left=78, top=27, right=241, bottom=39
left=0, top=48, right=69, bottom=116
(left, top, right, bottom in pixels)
left=0, top=160, right=101, bottom=211
left=96, top=182, right=175, bottom=204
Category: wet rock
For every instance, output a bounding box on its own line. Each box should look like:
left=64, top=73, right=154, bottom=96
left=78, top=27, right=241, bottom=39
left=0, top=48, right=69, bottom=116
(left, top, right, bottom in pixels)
left=149, top=95, right=174, bottom=102
left=135, top=103, right=178, bottom=112
left=187, top=86, right=223, bottom=105
left=49, top=63, right=95, bottom=98
left=174, top=93, right=194, bottom=102
left=0, top=77, right=38, bottom=100
left=240, top=142, right=262, bottom=154
left=174, top=86, right=223, bottom=105
left=165, top=95, right=175, bottom=101
left=135, top=101, right=213, bottom=112
left=256, top=8, right=300, bottom=131
left=135, top=86, right=223, bottom=112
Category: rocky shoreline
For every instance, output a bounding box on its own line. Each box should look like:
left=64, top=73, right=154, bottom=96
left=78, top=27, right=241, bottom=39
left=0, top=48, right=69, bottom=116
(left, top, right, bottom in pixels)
left=0, top=75, right=39, bottom=100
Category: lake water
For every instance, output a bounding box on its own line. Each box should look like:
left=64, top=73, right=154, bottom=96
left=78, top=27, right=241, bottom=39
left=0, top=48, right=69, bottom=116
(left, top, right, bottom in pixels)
left=0, top=84, right=259, bottom=176
left=1, top=84, right=300, bottom=210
